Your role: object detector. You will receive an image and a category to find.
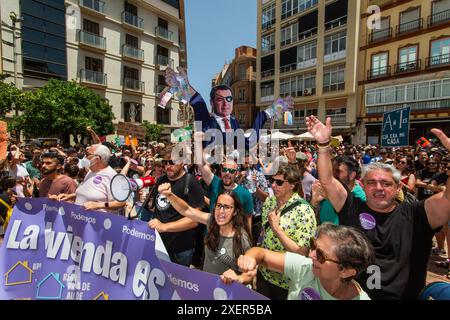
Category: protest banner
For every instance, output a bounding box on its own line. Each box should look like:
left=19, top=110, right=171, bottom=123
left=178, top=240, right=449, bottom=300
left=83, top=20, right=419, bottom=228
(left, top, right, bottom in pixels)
left=0, top=198, right=266, bottom=300
left=117, top=122, right=146, bottom=140
left=381, top=106, right=411, bottom=147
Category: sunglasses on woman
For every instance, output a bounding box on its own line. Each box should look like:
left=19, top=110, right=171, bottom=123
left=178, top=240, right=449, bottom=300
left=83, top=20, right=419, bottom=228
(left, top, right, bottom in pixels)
left=268, top=177, right=285, bottom=186
left=310, top=238, right=341, bottom=264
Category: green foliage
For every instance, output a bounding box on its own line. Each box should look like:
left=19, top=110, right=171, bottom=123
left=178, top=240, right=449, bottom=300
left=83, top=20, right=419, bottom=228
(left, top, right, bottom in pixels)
left=141, top=121, right=164, bottom=142
left=12, top=79, right=115, bottom=140
left=0, top=74, right=23, bottom=116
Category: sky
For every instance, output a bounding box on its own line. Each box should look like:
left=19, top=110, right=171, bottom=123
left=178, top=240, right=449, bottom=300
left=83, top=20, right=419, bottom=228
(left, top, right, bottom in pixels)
left=184, top=0, right=257, bottom=111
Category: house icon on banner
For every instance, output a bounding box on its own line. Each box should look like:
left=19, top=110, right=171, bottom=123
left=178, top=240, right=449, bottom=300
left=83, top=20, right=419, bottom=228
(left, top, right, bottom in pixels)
left=93, top=291, right=110, bottom=300
left=36, top=273, right=65, bottom=300
left=4, top=261, right=34, bottom=286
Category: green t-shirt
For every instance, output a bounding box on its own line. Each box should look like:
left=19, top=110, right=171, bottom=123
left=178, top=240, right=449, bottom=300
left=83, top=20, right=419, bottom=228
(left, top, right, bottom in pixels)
left=209, top=175, right=254, bottom=216
left=319, top=183, right=366, bottom=225
left=24, top=161, right=40, bottom=180
left=284, top=252, right=371, bottom=300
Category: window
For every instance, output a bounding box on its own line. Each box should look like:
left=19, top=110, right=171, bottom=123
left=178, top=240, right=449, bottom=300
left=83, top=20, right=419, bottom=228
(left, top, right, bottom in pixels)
left=85, top=57, right=103, bottom=72
left=398, top=8, right=420, bottom=34
left=282, top=0, right=318, bottom=20
left=83, top=19, right=100, bottom=35
left=298, top=10, right=318, bottom=40
left=370, top=17, right=390, bottom=42
left=430, top=38, right=450, bottom=66
left=297, top=41, right=316, bottom=62
left=261, top=82, right=274, bottom=98
left=280, top=72, right=316, bottom=97
left=325, top=0, right=347, bottom=30
left=21, top=0, right=67, bottom=80
left=397, top=45, right=418, bottom=72
left=262, top=4, right=276, bottom=29
left=239, top=88, right=246, bottom=102
left=126, top=34, right=139, bottom=47
left=324, top=30, right=346, bottom=56
left=238, top=64, right=246, bottom=80
left=323, top=64, right=345, bottom=92
left=125, top=1, right=138, bottom=15
left=157, top=105, right=170, bottom=124
left=158, top=18, right=168, bottom=29
left=371, top=52, right=388, bottom=77
left=262, top=33, right=275, bottom=53
left=124, top=66, right=139, bottom=80
left=430, top=0, right=450, bottom=25
left=281, top=23, right=298, bottom=46
left=124, top=102, right=142, bottom=123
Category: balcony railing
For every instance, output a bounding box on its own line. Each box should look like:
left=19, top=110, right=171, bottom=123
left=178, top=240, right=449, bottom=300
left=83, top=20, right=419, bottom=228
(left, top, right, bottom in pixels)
left=325, top=15, right=347, bottom=31
left=367, top=65, right=391, bottom=80
left=368, top=27, right=392, bottom=44
left=366, top=99, right=450, bottom=115
left=327, top=113, right=347, bottom=125
left=123, top=78, right=144, bottom=92
left=155, top=26, right=174, bottom=42
left=426, top=53, right=450, bottom=69
left=156, top=55, right=174, bottom=67
left=122, top=45, right=144, bottom=61
left=122, top=11, right=144, bottom=29
left=80, top=0, right=105, bottom=13
left=428, top=9, right=450, bottom=27
left=394, top=59, right=420, bottom=75
left=323, top=82, right=345, bottom=93
left=78, top=30, right=106, bottom=50
left=156, top=84, right=166, bottom=95
left=395, top=18, right=423, bottom=36
left=297, top=27, right=318, bottom=42
left=280, top=63, right=297, bottom=73
left=80, top=69, right=107, bottom=86
left=261, top=69, right=275, bottom=78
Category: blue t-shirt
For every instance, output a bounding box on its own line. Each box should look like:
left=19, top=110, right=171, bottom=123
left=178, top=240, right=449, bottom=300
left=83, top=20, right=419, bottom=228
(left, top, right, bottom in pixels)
left=209, top=175, right=254, bottom=216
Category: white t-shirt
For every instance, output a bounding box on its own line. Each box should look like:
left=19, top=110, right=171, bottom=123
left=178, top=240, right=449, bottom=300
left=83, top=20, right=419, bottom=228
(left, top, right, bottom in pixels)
left=75, top=166, right=117, bottom=207
left=9, top=163, right=30, bottom=198
left=284, top=252, right=371, bottom=300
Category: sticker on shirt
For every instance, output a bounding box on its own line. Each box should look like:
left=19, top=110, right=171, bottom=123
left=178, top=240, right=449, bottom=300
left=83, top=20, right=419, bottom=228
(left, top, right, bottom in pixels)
left=93, top=176, right=103, bottom=185
left=359, top=213, right=376, bottom=230
left=156, top=194, right=170, bottom=211
left=300, top=287, right=322, bottom=300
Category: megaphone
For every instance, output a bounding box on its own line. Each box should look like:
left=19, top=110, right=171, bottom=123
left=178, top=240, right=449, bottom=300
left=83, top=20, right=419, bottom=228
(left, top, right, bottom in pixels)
left=110, top=174, right=156, bottom=202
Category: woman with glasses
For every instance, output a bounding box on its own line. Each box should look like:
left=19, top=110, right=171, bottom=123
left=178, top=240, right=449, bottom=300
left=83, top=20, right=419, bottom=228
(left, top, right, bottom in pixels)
left=236, top=224, right=374, bottom=300
left=256, top=163, right=317, bottom=300
left=157, top=183, right=253, bottom=284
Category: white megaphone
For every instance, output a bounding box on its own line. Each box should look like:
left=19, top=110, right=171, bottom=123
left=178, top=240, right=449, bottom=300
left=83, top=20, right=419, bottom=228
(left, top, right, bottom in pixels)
left=110, top=174, right=156, bottom=202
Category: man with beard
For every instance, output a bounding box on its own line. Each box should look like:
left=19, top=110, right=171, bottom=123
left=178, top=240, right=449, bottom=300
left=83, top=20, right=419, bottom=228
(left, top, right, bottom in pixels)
left=38, top=152, right=77, bottom=197
left=198, top=158, right=254, bottom=232
left=147, top=144, right=204, bottom=267
left=307, top=115, right=450, bottom=300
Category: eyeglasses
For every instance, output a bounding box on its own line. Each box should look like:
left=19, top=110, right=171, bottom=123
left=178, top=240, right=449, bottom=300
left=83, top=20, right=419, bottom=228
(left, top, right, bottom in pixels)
left=161, top=159, right=175, bottom=166
left=268, top=177, right=286, bottom=186
left=215, top=94, right=233, bottom=103
left=222, top=167, right=237, bottom=174
left=215, top=203, right=234, bottom=212
left=310, top=238, right=340, bottom=265
left=398, top=161, right=407, bottom=165
left=428, top=162, right=437, bottom=166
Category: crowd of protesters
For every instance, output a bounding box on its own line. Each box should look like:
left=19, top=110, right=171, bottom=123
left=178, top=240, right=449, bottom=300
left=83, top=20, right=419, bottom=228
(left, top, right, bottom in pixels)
left=0, top=76, right=449, bottom=300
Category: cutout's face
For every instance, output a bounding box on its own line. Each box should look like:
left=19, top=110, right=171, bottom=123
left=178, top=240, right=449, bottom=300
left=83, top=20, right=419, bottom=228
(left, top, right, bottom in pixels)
left=212, top=89, right=233, bottom=118
left=221, top=162, right=238, bottom=187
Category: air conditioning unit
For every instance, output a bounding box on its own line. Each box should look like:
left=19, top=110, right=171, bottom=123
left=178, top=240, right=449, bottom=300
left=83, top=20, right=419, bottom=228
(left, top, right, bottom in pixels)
left=303, top=88, right=313, bottom=96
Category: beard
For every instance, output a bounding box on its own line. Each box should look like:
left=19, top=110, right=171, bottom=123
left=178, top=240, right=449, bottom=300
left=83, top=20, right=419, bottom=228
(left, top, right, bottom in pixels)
left=41, top=168, right=58, bottom=176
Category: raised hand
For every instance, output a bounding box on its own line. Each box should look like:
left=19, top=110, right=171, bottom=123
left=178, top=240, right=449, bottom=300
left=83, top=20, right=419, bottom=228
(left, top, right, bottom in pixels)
left=237, top=255, right=258, bottom=278
left=431, top=129, right=450, bottom=152
left=306, top=115, right=332, bottom=144
left=158, top=183, right=172, bottom=196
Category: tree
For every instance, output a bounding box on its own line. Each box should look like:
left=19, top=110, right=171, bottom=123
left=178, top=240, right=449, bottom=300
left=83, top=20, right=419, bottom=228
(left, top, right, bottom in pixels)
left=0, top=73, right=23, bottom=116
left=12, top=79, right=115, bottom=145
left=141, top=121, right=164, bottom=142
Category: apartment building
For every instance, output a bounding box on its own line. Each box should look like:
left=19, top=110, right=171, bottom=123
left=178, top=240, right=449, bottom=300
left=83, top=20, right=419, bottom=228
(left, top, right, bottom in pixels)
left=0, top=0, right=187, bottom=137
left=256, top=0, right=360, bottom=141
left=358, top=0, right=450, bottom=145
left=212, top=46, right=257, bottom=130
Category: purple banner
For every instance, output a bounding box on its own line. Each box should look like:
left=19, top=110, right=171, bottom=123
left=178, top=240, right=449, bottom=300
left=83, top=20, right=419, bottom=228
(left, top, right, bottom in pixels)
left=0, top=198, right=267, bottom=300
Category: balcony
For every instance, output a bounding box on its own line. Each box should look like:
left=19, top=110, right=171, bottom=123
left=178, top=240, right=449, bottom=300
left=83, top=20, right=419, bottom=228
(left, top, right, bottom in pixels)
left=394, top=59, right=420, bottom=75
left=367, top=66, right=391, bottom=80
left=155, top=26, right=174, bottom=43
left=79, top=0, right=105, bottom=17
left=324, top=50, right=346, bottom=63
left=261, top=69, right=275, bottom=78
left=428, top=9, right=450, bottom=27
left=122, top=45, right=144, bottom=63
left=426, top=53, right=450, bottom=69
left=325, top=15, right=347, bottom=31
left=280, top=63, right=296, bottom=74
left=156, top=84, right=166, bottom=95
left=122, top=11, right=144, bottom=31
left=323, top=83, right=345, bottom=93
left=328, top=113, right=347, bottom=125
left=368, top=27, right=392, bottom=44
left=366, top=99, right=450, bottom=115
left=123, top=78, right=145, bottom=93
left=78, top=30, right=106, bottom=52
left=155, top=55, right=174, bottom=68
left=395, top=18, right=423, bottom=36
left=80, top=69, right=107, bottom=87
left=297, top=27, right=318, bottom=42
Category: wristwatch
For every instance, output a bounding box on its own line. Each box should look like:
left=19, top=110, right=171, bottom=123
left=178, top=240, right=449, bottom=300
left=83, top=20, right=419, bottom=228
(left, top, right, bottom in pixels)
left=104, top=202, right=109, bottom=208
